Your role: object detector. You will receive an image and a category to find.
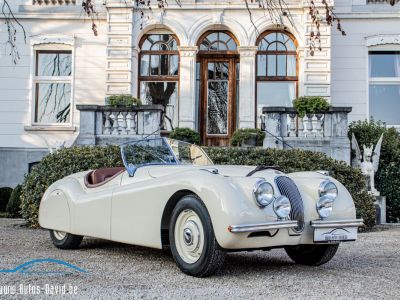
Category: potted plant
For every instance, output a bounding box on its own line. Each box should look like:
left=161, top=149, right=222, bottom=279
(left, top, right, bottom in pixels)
left=292, top=96, right=329, bottom=118
left=106, top=95, right=142, bottom=107
left=169, top=128, right=201, bottom=144
left=230, top=128, right=265, bottom=147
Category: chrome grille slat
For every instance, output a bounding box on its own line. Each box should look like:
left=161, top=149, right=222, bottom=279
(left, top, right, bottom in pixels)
left=275, top=176, right=305, bottom=232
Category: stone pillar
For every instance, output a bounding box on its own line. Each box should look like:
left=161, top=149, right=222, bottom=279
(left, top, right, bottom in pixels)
left=106, top=2, right=134, bottom=97
left=238, top=46, right=258, bottom=129
left=178, top=46, right=198, bottom=130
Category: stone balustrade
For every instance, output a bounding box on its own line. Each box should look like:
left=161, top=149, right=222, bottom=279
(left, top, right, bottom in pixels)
left=76, top=104, right=164, bottom=146
left=261, top=106, right=352, bottom=163
left=33, top=0, right=76, bottom=5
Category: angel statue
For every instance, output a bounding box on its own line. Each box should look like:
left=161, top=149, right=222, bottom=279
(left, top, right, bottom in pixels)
left=351, top=133, right=384, bottom=195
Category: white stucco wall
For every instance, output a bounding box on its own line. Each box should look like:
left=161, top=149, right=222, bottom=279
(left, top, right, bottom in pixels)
left=0, top=2, right=107, bottom=150
left=331, top=0, right=400, bottom=123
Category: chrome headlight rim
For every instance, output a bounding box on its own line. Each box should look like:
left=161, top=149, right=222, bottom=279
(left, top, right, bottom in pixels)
left=318, top=180, right=338, bottom=200
left=253, top=180, right=275, bottom=208
left=273, top=195, right=291, bottom=219
left=317, top=180, right=338, bottom=218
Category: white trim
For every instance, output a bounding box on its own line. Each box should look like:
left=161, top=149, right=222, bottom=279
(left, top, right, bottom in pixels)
left=366, top=35, right=400, bottom=47
left=30, top=35, right=75, bottom=46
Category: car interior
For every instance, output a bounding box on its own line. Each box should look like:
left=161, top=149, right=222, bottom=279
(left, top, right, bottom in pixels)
left=84, top=167, right=125, bottom=188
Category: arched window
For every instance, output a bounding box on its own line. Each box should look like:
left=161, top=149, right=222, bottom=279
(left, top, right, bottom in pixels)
left=139, top=34, right=179, bottom=130
left=256, top=31, right=298, bottom=114
left=199, top=31, right=237, bottom=51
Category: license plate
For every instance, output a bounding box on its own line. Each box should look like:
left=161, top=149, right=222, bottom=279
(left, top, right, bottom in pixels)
left=314, top=227, right=357, bottom=243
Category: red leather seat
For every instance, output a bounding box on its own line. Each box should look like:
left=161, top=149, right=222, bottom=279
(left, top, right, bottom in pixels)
left=85, top=167, right=124, bottom=188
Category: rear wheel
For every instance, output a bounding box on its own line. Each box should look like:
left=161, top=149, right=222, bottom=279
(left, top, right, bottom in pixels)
left=169, top=195, right=225, bottom=277
left=50, top=230, right=83, bottom=249
left=285, top=244, right=339, bottom=266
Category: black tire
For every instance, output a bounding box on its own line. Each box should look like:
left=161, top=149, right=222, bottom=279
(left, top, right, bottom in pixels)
left=49, top=230, right=83, bottom=250
left=285, top=243, right=339, bottom=266
left=169, top=195, right=225, bottom=277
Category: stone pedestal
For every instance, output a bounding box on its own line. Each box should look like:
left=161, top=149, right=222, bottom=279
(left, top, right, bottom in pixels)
left=374, top=196, right=387, bottom=224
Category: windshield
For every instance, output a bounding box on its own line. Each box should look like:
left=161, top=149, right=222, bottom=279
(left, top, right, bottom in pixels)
left=120, top=138, right=213, bottom=176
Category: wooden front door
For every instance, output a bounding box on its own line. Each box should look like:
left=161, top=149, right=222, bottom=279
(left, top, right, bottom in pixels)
left=200, top=58, right=238, bottom=146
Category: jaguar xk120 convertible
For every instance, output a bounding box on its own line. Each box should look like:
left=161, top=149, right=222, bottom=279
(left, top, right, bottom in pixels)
left=39, top=138, right=363, bottom=277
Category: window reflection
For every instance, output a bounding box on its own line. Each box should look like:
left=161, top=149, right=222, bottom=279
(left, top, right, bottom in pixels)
left=36, top=83, right=71, bottom=123
left=199, top=32, right=237, bottom=51
left=37, top=52, right=71, bottom=76
left=369, top=51, right=400, bottom=78
left=369, top=85, right=400, bottom=125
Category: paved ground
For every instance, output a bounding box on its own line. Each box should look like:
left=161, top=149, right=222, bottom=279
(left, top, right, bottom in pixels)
left=0, top=219, right=399, bottom=299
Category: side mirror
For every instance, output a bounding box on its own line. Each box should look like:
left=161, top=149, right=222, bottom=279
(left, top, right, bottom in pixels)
left=127, top=163, right=136, bottom=177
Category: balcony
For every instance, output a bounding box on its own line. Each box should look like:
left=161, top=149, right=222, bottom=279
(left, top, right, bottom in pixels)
left=32, top=0, right=76, bottom=4
left=261, top=106, right=352, bottom=163
left=75, top=104, right=164, bottom=146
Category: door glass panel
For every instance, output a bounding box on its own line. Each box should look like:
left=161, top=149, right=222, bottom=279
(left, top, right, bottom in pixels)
left=277, top=55, right=286, bottom=76
left=150, top=55, right=160, bottom=75
left=267, top=55, right=276, bottom=76
left=207, top=81, right=228, bottom=135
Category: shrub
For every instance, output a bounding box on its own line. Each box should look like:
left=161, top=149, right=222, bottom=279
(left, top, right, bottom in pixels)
left=0, top=187, right=12, bottom=212
left=230, top=128, right=265, bottom=147
left=6, top=185, right=22, bottom=218
left=20, top=146, right=123, bottom=227
left=349, top=119, right=400, bottom=222
left=293, top=96, right=329, bottom=118
left=169, top=128, right=201, bottom=145
left=205, top=147, right=376, bottom=227
left=107, top=95, right=141, bottom=107
left=20, top=145, right=375, bottom=228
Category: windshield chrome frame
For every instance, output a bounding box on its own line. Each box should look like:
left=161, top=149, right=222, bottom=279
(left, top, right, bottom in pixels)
left=120, top=137, right=180, bottom=177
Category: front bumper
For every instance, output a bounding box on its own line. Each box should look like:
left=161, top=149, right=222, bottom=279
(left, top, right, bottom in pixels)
left=310, top=219, right=364, bottom=229
left=228, top=220, right=298, bottom=233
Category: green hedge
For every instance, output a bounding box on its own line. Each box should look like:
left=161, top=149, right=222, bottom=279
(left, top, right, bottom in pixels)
left=349, top=119, right=400, bottom=222
left=0, top=187, right=13, bottom=212
left=6, top=185, right=22, bottom=218
left=169, top=128, right=201, bottom=145
left=20, top=145, right=375, bottom=228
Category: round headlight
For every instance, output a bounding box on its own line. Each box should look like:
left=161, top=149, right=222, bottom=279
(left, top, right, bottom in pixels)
left=253, top=180, right=275, bottom=207
left=316, top=195, right=335, bottom=218
left=317, top=180, right=337, bottom=218
left=273, top=196, right=291, bottom=219
left=319, top=180, right=338, bottom=200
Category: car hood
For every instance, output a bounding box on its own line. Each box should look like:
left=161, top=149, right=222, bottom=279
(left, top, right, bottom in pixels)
left=147, top=164, right=276, bottom=178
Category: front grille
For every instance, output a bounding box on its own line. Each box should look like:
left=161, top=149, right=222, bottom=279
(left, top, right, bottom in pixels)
left=275, top=176, right=305, bottom=232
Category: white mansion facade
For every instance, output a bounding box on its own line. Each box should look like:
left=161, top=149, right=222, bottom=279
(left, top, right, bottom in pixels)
left=0, top=0, right=399, bottom=187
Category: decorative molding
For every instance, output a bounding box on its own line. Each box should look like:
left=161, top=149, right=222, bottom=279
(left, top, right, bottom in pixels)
left=238, top=46, right=258, bottom=57
left=366, top=35, right=400, bottom=47
left=178, top=46, right=198, bottom=57
left=30, top=35, right=75, bottom=46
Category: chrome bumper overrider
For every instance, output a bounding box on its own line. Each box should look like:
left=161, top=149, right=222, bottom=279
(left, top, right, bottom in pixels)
left=228, top=220, right=299, bottom=233
left=310, top=219, right=364, bottom=228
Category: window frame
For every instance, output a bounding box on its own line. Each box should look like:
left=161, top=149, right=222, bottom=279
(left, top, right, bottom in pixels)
left=138, top=34, right=180, bottom=130
left=368, top=47, right=400, bottom=127
left=31, top=46, right=74, bottom=126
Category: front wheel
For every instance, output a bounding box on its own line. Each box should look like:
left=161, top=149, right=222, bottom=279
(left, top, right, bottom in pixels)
left=285, top=244, right=339, bottom=266
left=169, top=195, right=225, bottom=277
left=50, top=230, right=83, bottom=249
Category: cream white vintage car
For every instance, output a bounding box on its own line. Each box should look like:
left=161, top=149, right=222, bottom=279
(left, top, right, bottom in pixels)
left=39, top=138, right=363, bottom=277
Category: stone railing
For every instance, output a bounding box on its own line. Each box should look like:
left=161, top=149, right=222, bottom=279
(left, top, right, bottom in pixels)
left=261, top=106, right=352, bottom=163
left=75, top=104, right=164, bottom=146
left=33, top=0, right=76, bottom=4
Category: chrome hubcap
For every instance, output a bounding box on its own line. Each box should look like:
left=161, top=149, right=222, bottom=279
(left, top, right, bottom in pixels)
left=53, top=230, right=67, bottom=240
left=174, top=209, right=204, bottom=264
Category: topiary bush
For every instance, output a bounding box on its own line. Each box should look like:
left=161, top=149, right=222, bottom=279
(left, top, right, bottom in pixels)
left=6, top=185, right=22, bottom=218
left=20, top=145, right=375, bottom=228
left=230, top=128, right=265, bottom=147
left=20, top=146, right=123, bottom=227
left=349, top=119, right=400, bottom=222
left=107, top=95, right=141, bottom=107
left=204, top=147, right=376, bottom=227
left=293, top=96, right=330, bottom=118
left=0, top=187, right=13, bottom=212
left=169, top=128, right=201, bottom=145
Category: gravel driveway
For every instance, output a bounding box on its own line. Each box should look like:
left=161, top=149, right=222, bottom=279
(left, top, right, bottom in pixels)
left=0, top=218, right=399, bottom=299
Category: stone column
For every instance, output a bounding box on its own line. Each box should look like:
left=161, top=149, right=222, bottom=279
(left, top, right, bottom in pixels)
left=178, top=46, right=198, bottom=130
left=238, top=46, right=258, bottom=129
left=105, top=2, right=134, bottom=97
